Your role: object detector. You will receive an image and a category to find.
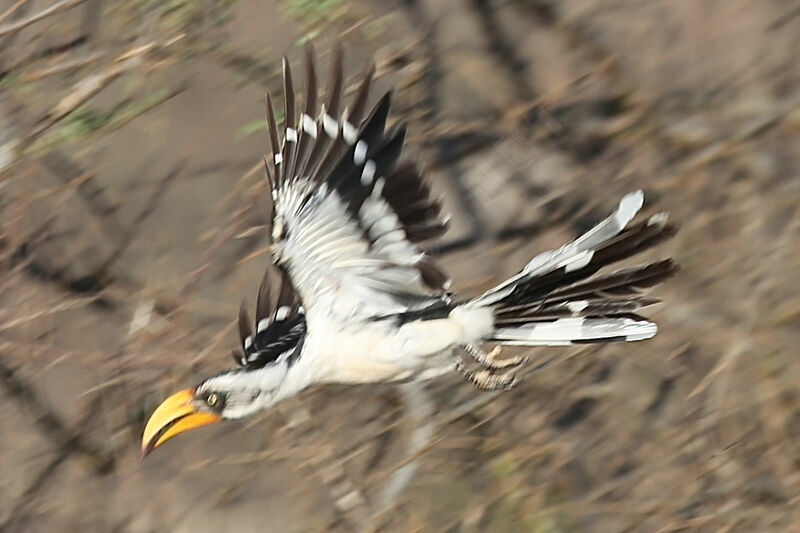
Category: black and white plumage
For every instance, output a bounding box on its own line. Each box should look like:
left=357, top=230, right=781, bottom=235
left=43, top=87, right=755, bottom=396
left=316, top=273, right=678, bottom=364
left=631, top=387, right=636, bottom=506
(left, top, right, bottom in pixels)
left=142, top=45, right=678, bottom=455
left=233, top=269, right=305, bottom=369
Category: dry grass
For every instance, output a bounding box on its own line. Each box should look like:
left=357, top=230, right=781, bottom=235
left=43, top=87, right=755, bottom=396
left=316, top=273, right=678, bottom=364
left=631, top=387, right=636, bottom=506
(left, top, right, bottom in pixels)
left=1, top=0, right=799, bottom=531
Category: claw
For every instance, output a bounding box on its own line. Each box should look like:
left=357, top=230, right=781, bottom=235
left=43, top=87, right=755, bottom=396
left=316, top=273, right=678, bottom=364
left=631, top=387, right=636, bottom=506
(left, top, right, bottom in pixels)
left=465, top=344, right=527, bottom=370
left=455, top=360, right=521, bottom=391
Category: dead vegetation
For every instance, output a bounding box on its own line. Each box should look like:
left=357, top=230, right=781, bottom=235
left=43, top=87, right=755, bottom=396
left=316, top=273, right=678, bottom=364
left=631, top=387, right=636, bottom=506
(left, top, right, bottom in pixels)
left=1, top=0, right=800, bottom=531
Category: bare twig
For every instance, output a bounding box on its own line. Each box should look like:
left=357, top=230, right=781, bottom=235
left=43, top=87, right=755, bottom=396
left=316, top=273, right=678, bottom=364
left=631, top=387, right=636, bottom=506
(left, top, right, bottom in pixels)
left=95, top=158, right=186, bottom=274
left=676, top=93, right=800, bottom=174
left=0, top=355, right=115, bottom=475
left=39, top=149, right=125, bottom=240
left=0, top=395, right=105, bottom=532
left=25, top=42, right=156, bottom=146
left=79, top=0, right=102, bottom=42
left=20, top=52, right=105, bottom=82
left=286, top=402, right=372, bottom=531
left=0, top=0, right=33, bottom=27
left=0, top=0, right=90, bottom=40
left=0, top=296, right=97, bottom=333
left=175, top=161, right=264, bottom=301
left=768, top=5, right=800, bottom=31
left=0, top=0, right=31, bottom=73
left=687, top=343, right=747, bottom=400
left=470, top=0, right=537, bottom=102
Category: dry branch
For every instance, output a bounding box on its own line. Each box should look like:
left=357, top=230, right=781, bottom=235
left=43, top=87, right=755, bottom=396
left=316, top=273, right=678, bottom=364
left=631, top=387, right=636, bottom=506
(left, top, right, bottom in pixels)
left=20, top=51, right=105, bottom=82
left=0, top=394, right=106, bottom=532
left=0, top=355, right=115, bottom=475
left=25, top=42, right=155, bottom=146
left=0, top=0, right=90, bottom=40
left=0, top=0, right=33, bottom=26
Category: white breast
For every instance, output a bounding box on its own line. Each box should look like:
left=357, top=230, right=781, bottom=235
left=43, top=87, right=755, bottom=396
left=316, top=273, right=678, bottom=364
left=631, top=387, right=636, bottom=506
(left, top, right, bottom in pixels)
left=300, top=305, right=494, bottom=386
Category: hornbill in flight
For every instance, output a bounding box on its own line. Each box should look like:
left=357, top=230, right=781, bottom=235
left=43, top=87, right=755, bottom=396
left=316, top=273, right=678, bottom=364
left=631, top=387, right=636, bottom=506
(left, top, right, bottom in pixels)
left=142, top=45, right=678, bottom=457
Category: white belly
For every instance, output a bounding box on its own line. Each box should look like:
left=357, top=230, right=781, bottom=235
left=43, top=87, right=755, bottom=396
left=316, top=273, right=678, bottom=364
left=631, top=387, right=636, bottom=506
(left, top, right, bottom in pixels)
left=305, top=306, right=494, bottom=385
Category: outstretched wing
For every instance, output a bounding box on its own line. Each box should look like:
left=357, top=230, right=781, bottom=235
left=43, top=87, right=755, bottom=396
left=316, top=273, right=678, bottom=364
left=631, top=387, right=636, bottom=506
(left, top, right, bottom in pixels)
left=233, top=267, right=305, bottom=369
left=264, top=45, right=450, bottom=323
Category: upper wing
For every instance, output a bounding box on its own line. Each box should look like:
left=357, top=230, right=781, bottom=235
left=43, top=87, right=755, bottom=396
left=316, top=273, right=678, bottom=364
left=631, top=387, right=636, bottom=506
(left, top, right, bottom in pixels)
left=263, top=45, right=450, bottom=323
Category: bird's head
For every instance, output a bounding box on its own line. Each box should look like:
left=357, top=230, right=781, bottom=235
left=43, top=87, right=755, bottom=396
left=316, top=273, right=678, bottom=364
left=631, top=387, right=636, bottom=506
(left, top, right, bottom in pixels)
left=141, top=361, right=291, bottom=457
left=142, top=267, right=307, bottom=458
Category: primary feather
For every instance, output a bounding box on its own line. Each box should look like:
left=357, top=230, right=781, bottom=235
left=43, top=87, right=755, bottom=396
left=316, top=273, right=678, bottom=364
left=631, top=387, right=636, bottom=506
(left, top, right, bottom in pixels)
left=265, top=46, right=450, bottom=326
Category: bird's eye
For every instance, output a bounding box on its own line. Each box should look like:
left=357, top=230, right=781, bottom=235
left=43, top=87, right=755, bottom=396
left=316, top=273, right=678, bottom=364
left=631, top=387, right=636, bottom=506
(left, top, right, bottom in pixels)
left=206, top=393, right=219, bottom=407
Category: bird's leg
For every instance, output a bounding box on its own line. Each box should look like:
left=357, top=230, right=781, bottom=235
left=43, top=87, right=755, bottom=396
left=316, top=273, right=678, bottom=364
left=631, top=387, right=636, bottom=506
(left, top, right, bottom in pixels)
left=465, top=343, right=527, bottom=370
left=455, top=360, right=520, bottom=391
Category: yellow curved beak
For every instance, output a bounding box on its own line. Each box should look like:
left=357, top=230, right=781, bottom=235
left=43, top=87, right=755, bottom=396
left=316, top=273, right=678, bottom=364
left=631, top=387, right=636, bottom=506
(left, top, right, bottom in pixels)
left=141, top=388, right=221, bottom=458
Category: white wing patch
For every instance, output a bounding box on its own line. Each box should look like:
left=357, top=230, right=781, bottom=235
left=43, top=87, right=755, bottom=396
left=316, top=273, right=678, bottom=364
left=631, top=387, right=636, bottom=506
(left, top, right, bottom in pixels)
left=264, top=48, right=449, bottom=324
left=273, top=179, right=435, bottom=322
left=523, top=190, right=643, bottom=276
left=491, top=317, right=657, bottom=346
left=472, top=190, right=645, bottom=307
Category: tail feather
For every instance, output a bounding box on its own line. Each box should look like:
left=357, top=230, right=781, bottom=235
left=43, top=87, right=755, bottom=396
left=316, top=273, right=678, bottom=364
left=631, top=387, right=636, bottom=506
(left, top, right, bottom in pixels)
left=522, top=190, right=644, bottom=276
left=473, top=191, right=677, bottom=347
left=546, top=259, right=678, bottom=302
left=493, top=297, right=660, bottom=325
left=475, top=190, right=645, bottom=307
left=499, top=214, right=677, bottom=309
left=491, top=317, right=658, bottom=346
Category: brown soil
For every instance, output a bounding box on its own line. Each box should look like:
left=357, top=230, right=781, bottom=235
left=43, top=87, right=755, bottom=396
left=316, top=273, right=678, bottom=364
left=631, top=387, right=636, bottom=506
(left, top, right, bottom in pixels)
left=1, top=0, right=799, bottom=531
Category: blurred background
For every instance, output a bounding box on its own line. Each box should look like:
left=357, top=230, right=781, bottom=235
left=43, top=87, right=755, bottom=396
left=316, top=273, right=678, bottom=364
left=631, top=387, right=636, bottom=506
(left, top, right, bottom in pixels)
left=1, top=0, right=799, bottom=531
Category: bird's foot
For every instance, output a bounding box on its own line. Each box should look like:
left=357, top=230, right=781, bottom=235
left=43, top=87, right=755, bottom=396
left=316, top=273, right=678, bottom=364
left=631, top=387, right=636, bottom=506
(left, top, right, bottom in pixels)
left=465, top=344, right=527, bottom=370
left=455, top=360, right=521, bottom=391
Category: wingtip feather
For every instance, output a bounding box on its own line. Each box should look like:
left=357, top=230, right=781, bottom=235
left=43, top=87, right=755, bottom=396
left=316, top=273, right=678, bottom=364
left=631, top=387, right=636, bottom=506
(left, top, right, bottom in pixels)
left=616, top=190, right=644, bottom=228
